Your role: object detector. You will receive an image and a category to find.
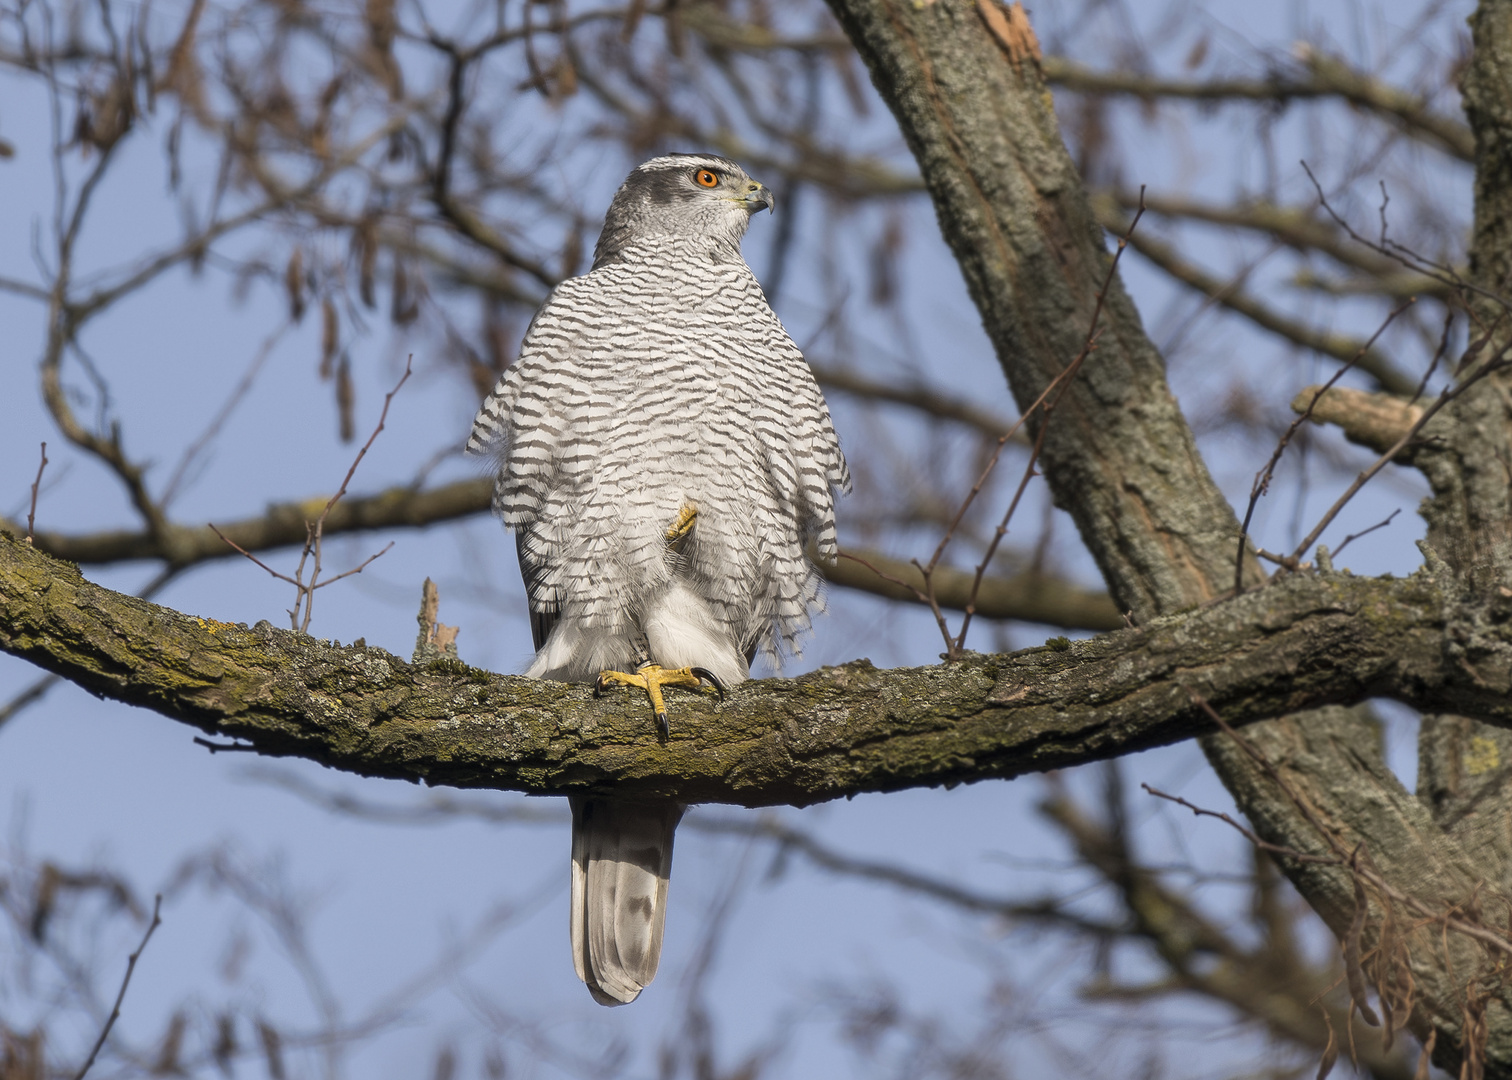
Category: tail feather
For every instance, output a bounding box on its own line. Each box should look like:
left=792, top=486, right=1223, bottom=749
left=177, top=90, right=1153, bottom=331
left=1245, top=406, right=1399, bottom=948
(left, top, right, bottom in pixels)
left=570, top=796, right=684, bottom=1006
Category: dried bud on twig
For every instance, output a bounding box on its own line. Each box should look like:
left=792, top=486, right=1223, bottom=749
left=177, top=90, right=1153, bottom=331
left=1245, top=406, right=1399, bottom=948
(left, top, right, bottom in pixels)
left=336, top=356, right=355, bottom=443
left=354, top=215, right=378, bottom=308
left=285, top=248, right=305, bottom=322
left=551, top=54, right=577, bottom=99
left=365, top=0, right=404, bottom=98
left=157, top=0, right=209, bottom=117
left=151, top=1011, right=188, bottom=1075
left=320, top=298, right=338, bottom=379
left=391, top=259, right=420, bottom=325
left=257, top=1020, right=286, bottom=1080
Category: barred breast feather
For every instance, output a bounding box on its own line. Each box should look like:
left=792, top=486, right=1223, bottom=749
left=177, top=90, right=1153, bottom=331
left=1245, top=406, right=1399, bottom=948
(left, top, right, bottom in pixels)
left=467, top=235, right=849, bottom=680
left=467, top=152, right=847, bottom=1009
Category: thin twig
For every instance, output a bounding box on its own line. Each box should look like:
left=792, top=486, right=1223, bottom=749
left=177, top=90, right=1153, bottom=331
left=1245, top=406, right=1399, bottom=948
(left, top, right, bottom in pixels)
left=1289, top=342, right=1512, bottom=564
left=162, top=322, right=287, bottom=508
left=74, top=894, right=163, bottom=1080
left=942, top=190, right=1147, bottom=656
left=209, top=358, right=412, bottom=633
left=309, top=541, right=394, bottom=590
left=1411, top=308, right=1456, bottom=407
left=0, top=674, right=60, bottom=730
left=1106, top=212, right=1419, bottom=396
left=26, top=441, right=48, bottom=544
left=314, top=356, right=414, bottom=526
left=952, top=377, right=1067, bottom=653
left=1143, top=771, right=1512, bottom=964
left=296, top=356, right=413, bottom=632
left=207, top=523, right=301, bottom=586
left=1169, top=691, right=1512, bottom=964
left=1233, top=300, right=1413, bottom=594
left=1142, top=784, right=1340, bottom=867
left=1302, top=162, right=1510, bottom=319
left=1330, top=509, right=1400, bottom=561
left=835, top=549, right=928, bottom=601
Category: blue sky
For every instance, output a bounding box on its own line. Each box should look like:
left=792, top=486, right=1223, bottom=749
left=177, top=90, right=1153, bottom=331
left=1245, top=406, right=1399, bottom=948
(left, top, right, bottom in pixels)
left=0, top=0, right=1464, bottom=1075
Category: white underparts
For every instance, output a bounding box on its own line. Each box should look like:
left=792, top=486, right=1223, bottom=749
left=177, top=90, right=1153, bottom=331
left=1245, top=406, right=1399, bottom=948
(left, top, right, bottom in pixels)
left=641, top=580, right=748, bottom=686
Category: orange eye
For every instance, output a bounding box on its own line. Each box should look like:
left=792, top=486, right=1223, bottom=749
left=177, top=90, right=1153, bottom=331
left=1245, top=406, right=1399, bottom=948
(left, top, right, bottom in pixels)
left=694, top=169, right=719, bottom=188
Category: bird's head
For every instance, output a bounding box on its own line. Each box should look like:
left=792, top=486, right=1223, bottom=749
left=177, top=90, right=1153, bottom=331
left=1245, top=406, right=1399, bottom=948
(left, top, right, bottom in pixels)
left=593, top=154, right=773, bottom=268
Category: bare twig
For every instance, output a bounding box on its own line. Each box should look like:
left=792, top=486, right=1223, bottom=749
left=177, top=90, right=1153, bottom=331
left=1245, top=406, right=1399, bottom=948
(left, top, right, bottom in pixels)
left=74, top=894, right=163, bottom=1080
left=1412, top=308, right=1456, bottom=406
left=1301, top=163, right=1509, bottom=319
left=25, top=442, right=48, bottom=544
left=313, top=543, right=395, bottom=589
left=211, top=357, right=413, bottom=633
left=1111, top=189, right=1454, bottom=299
left=1330, top=509, right=1401, bottom=561
left=1044, top=53, right=1473, bottom=161
left=807, top=361, right=1022, bottom=442
left=830, top=548, right=1122, bottom=630
left=206, top=523, right=301, bottom=587
left=161, top=323, right=287, bottom=508
left=1142, top=784, right=1346, bottom=869
left=1234, top=300, right=1414, bottom=593
left=0, top=674, right=61, bottom=730
left=1096, top=204, right=1419, bottom=396
left=1289, top=343, right=1512, bottom=565
left=1164, top=692, right=1512, bottom=966
left=936, top=190, right=1146, bottom=657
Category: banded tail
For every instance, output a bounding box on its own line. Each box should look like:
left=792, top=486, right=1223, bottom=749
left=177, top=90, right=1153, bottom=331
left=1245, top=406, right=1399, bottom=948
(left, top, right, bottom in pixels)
left=570, top=796, right=685, bottom=1005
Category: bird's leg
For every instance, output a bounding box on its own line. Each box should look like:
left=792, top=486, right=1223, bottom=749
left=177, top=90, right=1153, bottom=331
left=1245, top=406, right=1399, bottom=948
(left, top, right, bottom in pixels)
left=595, top=502, right=721, bottom=736
left=595, top=664, right=725, bottom=738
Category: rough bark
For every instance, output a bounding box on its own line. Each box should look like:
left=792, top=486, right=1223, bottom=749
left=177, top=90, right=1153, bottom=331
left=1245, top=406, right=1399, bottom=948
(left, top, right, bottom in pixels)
left=6, top=531, right=1512, bottom=809
left=819, top=0, right=1260, bottom=620
left=821, top=0, right=1512, bottom=1070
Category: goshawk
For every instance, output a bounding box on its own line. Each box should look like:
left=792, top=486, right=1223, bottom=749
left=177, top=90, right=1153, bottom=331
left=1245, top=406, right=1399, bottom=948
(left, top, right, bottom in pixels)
left=467, top=153, right=848, bottom=1005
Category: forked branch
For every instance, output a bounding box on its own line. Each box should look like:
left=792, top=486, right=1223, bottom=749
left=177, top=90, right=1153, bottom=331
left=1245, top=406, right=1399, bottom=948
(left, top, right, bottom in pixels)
left=211, top=357, right=413, bottom=633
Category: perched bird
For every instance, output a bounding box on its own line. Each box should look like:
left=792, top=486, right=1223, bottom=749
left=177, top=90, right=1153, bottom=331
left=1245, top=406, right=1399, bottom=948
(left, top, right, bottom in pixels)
left=466, top=153, right=848, bottom=1005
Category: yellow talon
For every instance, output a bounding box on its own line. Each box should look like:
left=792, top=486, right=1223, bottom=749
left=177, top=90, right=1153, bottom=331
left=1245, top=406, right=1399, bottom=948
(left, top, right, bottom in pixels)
left=594, top=662, right=725, bottom=737
left=665, top=502, right=698, bottom=544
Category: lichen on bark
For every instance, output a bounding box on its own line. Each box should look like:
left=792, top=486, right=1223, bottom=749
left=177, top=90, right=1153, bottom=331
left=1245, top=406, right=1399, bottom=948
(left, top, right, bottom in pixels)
left=5, top=531, right=1512, bottom=810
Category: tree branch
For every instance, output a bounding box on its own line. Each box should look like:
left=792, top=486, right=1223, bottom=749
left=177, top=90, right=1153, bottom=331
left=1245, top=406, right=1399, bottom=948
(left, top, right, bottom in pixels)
left=1290, top=385, right=1425, bottom=455
left=1094, top=204, right=1420, bottom=397
left=2, top=532, right=1506, bottom=807
left=826, top=548, right=1121, bottom=630
left=8, top=478, right=1118, bottom=628
left=1114, top=189, right=1455, bottom=301
left=807, top=360, right=1024, bottom=441
left=1043, top=50, right=1473, bottom=162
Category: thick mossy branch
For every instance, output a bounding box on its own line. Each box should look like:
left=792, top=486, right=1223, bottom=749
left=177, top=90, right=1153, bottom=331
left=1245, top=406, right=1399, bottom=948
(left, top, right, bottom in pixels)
left=2, top=533, right=1508, bottom=806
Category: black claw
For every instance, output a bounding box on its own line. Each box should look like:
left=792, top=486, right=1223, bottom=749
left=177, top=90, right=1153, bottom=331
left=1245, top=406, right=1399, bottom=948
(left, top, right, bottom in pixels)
left=691, top=668, right=727, bottom=699
left=656, top=710, right=670, bottom=740
left=593, top=674, right=608, bottom=697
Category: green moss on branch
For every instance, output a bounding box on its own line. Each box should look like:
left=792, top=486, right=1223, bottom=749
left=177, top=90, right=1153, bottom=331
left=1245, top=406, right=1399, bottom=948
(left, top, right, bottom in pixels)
left=4, top=533, right=1510, bottom=806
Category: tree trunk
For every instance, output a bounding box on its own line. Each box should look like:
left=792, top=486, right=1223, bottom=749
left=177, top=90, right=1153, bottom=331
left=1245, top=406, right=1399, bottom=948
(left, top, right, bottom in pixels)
left=821, top=0, right=1512, bottom=1070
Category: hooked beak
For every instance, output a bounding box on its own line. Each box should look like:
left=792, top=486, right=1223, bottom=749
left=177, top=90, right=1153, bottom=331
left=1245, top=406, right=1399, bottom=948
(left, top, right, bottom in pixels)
left=740, top=180, right=774, bottom=215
